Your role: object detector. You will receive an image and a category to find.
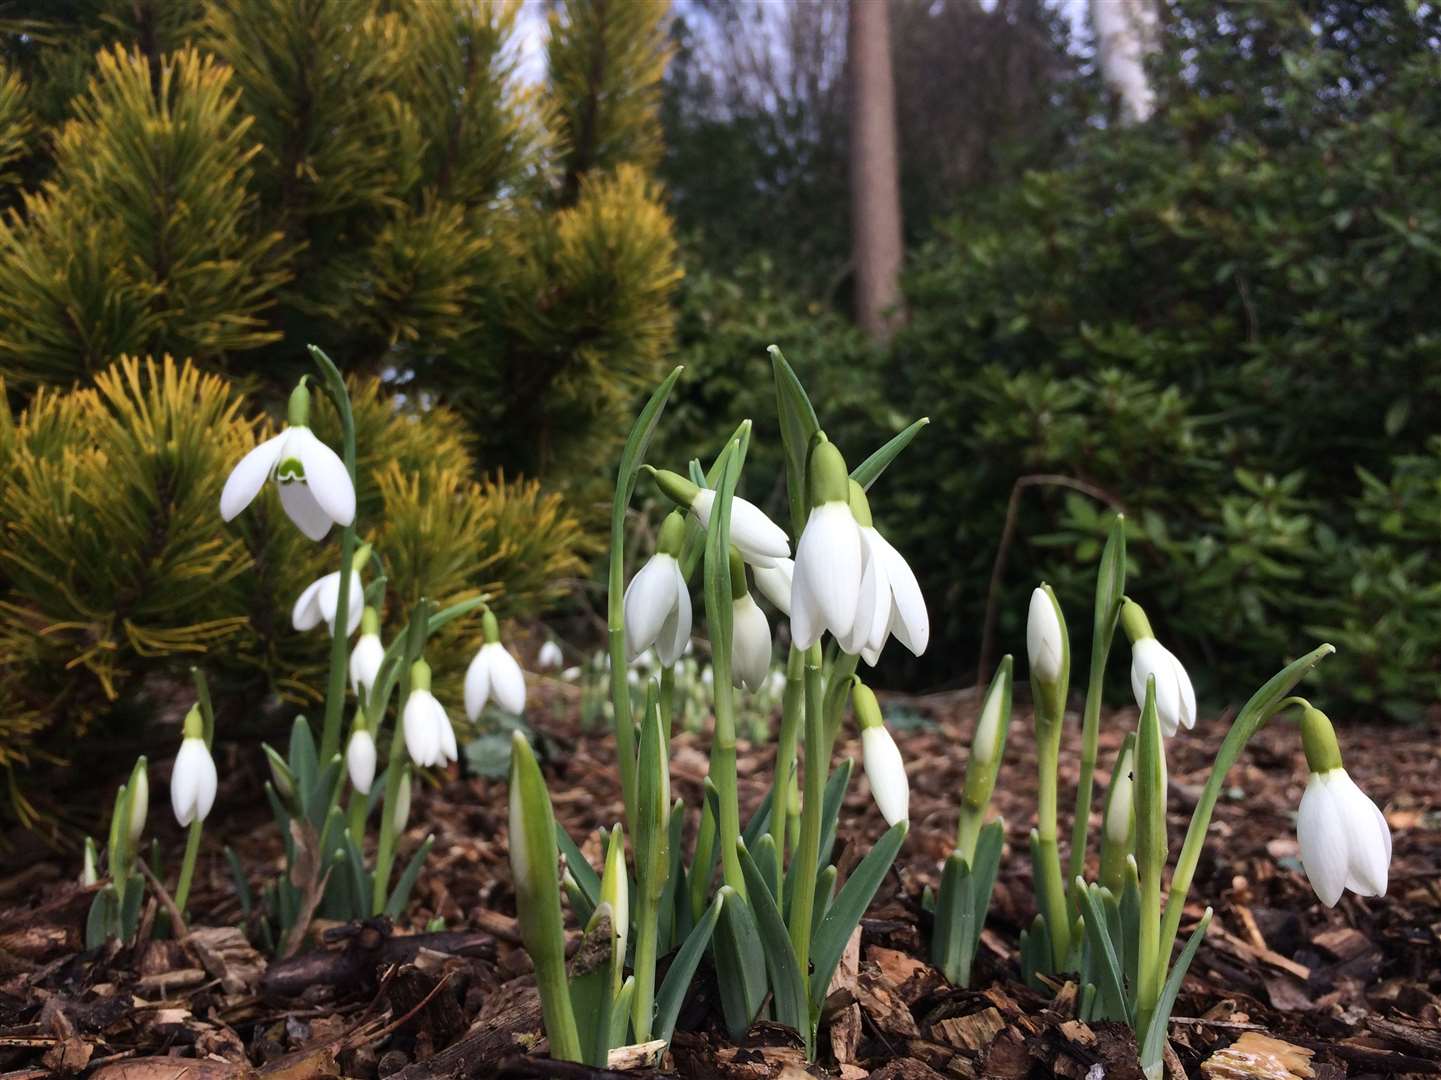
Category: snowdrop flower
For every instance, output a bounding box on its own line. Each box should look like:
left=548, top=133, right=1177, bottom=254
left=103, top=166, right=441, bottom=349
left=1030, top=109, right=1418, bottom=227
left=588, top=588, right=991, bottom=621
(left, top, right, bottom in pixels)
left=1122, top=599, right=1196, bottom=737
left=170, top=707, right=216, bottom=827
left=465, top=610, right=528, bottom=719
left=1295, top=705, right=1391, bottom=908
left=537, top=640, right=564, bottom=670
left=1026, top=586, right=1066, bottom=686
left=753, top=558, right=794, bottom=615
left=349, top=606, right=384, bottom=697
left=293, top=543, right=370, bottom=638
left=623, top=511, right=692, bottom=665
left=346, top=723, right=377, bottom=795
left=220, top=380, right=356, bottom=541
left=730, top=557, right=772, bottom=691
left=854, top=680, right=908, bottom=826
left=839, top=481, right=929, bottom=665
left=791, top=439, right=864, bottom=650
left=647, top=468, right=790, bottom=568
left=403, top=660, right=457, bottom=768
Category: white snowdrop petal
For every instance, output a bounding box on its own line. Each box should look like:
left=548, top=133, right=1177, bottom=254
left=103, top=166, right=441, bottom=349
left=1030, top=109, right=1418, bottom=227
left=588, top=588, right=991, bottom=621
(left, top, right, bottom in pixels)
left=278, top=478, right=335, bottom=541
left=489, top=644, right=528, bottom=715
left=170, top=740, right=201, bottom=826
left=1297, top=773, right=1350, bottom=907
left=292, top=575, right=329, bottom=631
left=347, top=732, right=376, bottom=794
left=797, top=503, right=862, bottom=641
left=464, top=647, right=492, bottom=721
left=1333, top=773, right=1389, bottom=896
left=292, top=427, right=356, bottom=528
left=731, top=594, right=772, bottom=690
left=404, top=693, right=438, bottom=766
left=437, top=703, right=458, bottom=764
left=624, top=555, right=678, bottom=659
left=787, top=549, right=823, bottom=650
left=219, top=432, right=286, bottom=521
left=1171, top=647, right=1198, bottom=730
left=841, top=531, right=885, bottom=657
left=657, top=562, right=692, bottom=666
left=752, top=559, right=794, bottom=616
left=875, top=532, right=928, bottom=656
left=728, top=496, right=791, bottom=561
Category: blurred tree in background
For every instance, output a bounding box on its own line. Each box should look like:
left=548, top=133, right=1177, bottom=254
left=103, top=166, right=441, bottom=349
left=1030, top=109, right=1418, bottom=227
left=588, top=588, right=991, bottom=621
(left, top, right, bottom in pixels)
left=886, top=0, right=1441, bottom=716
left=0, top=0, right=674, bottom=828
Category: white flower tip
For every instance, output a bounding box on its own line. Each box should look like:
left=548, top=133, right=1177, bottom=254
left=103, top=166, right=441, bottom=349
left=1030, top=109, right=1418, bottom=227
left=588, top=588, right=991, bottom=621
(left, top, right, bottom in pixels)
left=1026, top=587, right=1063, bottom=683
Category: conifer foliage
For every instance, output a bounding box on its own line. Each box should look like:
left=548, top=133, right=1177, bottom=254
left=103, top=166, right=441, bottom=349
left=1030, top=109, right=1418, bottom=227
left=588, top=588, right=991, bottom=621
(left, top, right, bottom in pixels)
left=0, top=0, right=673, bottom=826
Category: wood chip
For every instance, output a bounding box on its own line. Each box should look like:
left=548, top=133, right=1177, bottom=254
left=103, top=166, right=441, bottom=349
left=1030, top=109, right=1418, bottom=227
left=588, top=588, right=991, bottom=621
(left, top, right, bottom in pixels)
left=932, top=1006, right=1005, bottom=1052
left=1200, top=1032, right=1315, bottom=1079
left=606, top=1039, right=665, bottom=1070
left=1311, top=927, right=1372, bottom=962
left=829, top=1002, right=862, bottom=1065
left=187, top=926, right=266, bottom=995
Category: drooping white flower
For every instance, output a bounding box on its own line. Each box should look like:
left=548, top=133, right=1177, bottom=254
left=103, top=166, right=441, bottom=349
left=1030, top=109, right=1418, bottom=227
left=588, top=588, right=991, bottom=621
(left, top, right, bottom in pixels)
left=346, top=727, right=377, bottom=795
left=623, top=548, right=691, bottom=666
left=647, top=469, right=790, bottom=568
left=689, top=489, right=790, bottom=568
left=790, top=440, right=865, bottom=649
left=1129, top=637, right=1196, bottom=737
left=170, top=711, right=216, bottom=827
left=349, top=629, right=384, bottom=698
left=465, top=642, right=528, bottom=719
left=752, top=558, right=794, bottom=615
left=537, top=640, right=564, bottom=670
left=731, top=592, right=772, bottom=691
left=1297, top=768, right=1391, bottom=907
left=403, top=661, right=457, bottom=768
left=1026, top=586, right=1065, bottom=685
left=839, top=484, right=929, bottom=665
left=293, top=569, right=364, bottom=638
left=854, top=681, right=908, bottom=826
left=220, top=383, right=355, bottom=540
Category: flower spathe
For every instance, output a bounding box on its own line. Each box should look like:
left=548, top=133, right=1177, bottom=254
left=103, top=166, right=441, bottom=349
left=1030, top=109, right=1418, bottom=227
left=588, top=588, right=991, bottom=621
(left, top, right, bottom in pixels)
left=1296, top=768, right=1391, bottom=907
left=346, top=728, right=377, bottom=795
left=171, top=738, right=217, bottom=827
left=220, top=399, right=355, bottom=541
left=1129, top=637, right=1196, bottom=737
left=294, top=569, right=364, bottom=638
left=465, top=642, right=528, bottom=719
left=731, top=592, right=772, bottom=691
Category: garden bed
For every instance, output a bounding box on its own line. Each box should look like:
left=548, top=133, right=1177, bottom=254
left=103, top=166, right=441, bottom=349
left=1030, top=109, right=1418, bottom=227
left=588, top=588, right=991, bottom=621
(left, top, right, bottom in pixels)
left=1, top=685, right=1437, bottom=1079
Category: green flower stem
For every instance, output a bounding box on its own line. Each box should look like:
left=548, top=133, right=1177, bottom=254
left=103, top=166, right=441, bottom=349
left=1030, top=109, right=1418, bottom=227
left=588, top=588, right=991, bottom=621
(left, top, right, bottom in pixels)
left=1034, top=718, right=1070, bottom=969
left=786, top=644, right=825, bottom=994
left=711, top=690, right=744, bottom=898
left=371, top=600, right=431, bottom=914
left=1133, top=678, right=1166, bottom=1039
left=821, top=650, right=859, bottom=763
left=1069, top=516, right=1125, bottom=887
left=1156, top=643, right=1334, bottom=971
left=770, top=645, right=805, bottom=899
left=309, top=346, right=358, bottom=765
left=172, top=819, right=204, bottom=916
left=631, top=689, right=669, bottom=1042
left=606, top=621, right=636, bottom=829
left=347, top=787, right=367, bottom=843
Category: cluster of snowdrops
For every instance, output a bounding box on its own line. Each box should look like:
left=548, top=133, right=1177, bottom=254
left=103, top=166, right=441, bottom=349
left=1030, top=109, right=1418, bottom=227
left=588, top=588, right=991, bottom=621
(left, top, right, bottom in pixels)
left=84, top=347, right=1390, bottom=1079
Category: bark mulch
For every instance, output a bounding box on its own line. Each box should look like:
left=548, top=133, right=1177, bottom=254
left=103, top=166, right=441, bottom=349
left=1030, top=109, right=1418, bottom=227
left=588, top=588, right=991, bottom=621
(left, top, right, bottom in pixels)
left=1, top=682, right=1437, bottom=1079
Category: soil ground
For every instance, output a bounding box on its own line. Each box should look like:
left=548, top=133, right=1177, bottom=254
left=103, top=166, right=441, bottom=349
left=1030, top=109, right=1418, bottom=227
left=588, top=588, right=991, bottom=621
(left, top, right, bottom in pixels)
left=1, top=681, right=1438, bottom=1078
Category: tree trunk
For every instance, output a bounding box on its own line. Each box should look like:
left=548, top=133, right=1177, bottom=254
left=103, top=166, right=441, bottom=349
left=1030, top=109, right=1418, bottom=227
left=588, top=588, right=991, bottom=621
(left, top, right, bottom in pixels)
left=848, top=0, right=905, bottom=342
left=1090, top=0, right=1160, bottom=125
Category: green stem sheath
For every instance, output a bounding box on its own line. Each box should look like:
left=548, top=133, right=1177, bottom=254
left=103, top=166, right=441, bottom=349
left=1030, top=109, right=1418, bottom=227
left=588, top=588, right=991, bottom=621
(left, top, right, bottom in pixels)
left=770, top=646, right=804, bottom=900
left=1035, top=717, right=1071, bottom=968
